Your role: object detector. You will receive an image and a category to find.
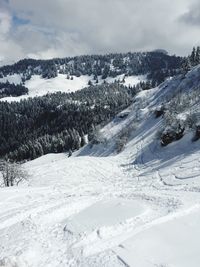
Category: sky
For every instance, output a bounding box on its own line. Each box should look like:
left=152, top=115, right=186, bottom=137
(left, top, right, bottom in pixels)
left=0, top=0, right=200, bottom=65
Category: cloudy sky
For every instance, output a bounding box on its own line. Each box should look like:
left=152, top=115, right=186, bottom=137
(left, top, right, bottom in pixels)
left=0, top=0, right=200, bottom=64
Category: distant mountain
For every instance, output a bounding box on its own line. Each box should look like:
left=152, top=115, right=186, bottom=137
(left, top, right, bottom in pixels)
left=0, top=51, right=183, bottom=101
left=152, top=49, right=168, bottom=55
left=0, top=51, right=182, bottom=83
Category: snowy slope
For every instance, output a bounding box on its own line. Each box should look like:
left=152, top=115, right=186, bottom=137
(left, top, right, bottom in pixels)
left=0, top=74, right=145, bottom=102
left=1, top=66, right=200, bottom=266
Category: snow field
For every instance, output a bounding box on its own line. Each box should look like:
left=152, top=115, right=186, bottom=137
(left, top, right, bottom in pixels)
left=0, top=74, right=145, bottom=102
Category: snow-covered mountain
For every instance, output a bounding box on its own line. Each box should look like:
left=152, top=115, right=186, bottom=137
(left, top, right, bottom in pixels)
left=0, top=51, right=181, bottom=101
left=1, top=63, right=200, bottom=266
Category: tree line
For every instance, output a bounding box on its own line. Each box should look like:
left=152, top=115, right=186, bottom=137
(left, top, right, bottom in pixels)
left=0, top=82, right=28, bottom=98
left=181, top=46, right=200, bottom=72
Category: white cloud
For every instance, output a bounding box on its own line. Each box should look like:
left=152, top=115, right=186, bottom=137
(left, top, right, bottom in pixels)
left=0, top=10, right=24, bottom=65
left=0, top=11, right=11, bottom=37
left=180, top=0, right=200, bottom=26
left=0, top=0, right=199, bottom=64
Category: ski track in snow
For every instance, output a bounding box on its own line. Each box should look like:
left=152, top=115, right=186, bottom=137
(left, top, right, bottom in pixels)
left=1, top=137, right=199, bottom=267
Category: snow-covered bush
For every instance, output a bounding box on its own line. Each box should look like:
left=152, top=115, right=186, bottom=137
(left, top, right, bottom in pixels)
left=159, top=88, right=200, bottom=146
left=192, top=125, right=200, bottom=142
left=0, top=160, right=28, bottom=187
left=116, top=133, right=128, bottom=153
left=185, top=113, right=198, bottom=130
left=89, top=125, right=106, bottom=145
left=116, top=122, right=138, bottom=153
left=161, top=124, right=185, bottom=146
left=154, top=106, right=165, bottom=118
left=160, top=112, right=185, bottom=146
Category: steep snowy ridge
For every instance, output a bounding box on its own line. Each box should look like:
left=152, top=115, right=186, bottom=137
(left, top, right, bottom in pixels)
left=1, top=65, right=200, bottom=266
left=153, top=64, right=200, bottom=104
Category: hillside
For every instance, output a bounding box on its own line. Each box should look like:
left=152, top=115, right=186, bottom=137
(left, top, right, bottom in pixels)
left=0, top=50, right=185, bottom=162
left=0, top=73, right=145, bottom=102
left=0, top=51, right=181, bottom=101
left=0, top=64, right=200, bottom=266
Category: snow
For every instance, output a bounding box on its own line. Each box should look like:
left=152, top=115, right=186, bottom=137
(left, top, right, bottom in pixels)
left=0, top=74, right=93, bottom=102
left=0, top=74, right=22, bottom=85
left=0, top=74, right=145, bottom=102
left=115, top=206, right=200, bottom=267
left=66, top=198, right=147, bottom=234
left=124, top=75, right=145, bottom=87
left=104, top=74, right=145, bottom=86
left=25, top=75, right=91, bottom=95
left=1, top=66, right=200, bottom=266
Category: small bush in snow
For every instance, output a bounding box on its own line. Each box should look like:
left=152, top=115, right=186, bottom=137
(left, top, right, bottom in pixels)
left=185, top=113, right=198, bottom=130
left=192, top=125, right=200, bottom=142
left=115, top=123, right=137, bottom=153
left=88, top=125, right=106, bottom=145
left=0, top=160, right=28, bottom=187
left=116, top=134, right=128, bottom=153
left=154, top=106, right=165, bottom=118
left=161, top=124, right=185, bottom=146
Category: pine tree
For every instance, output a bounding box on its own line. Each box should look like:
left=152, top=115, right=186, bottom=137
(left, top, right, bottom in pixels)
left=195, top=46, right=200, bottom=65
left=190, top=47, right=196, bottom=66
left=88, top=80, right=93, bottom=86
left=181, top=57, right=192, bottom=73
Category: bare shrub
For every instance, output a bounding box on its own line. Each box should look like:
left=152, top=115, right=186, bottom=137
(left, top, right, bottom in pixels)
left=116, top=122, right=138, bottom=153
left=116, top=134, right=128, bottom=153
left=0, top=160, right=28, bottom=187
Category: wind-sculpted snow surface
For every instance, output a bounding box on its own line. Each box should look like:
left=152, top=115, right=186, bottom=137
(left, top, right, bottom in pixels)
left=1, top=66, right=200, bottom=266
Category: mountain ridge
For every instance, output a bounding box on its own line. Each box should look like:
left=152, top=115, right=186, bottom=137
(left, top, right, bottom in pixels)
left=0, top=50, right=182, bottom=83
